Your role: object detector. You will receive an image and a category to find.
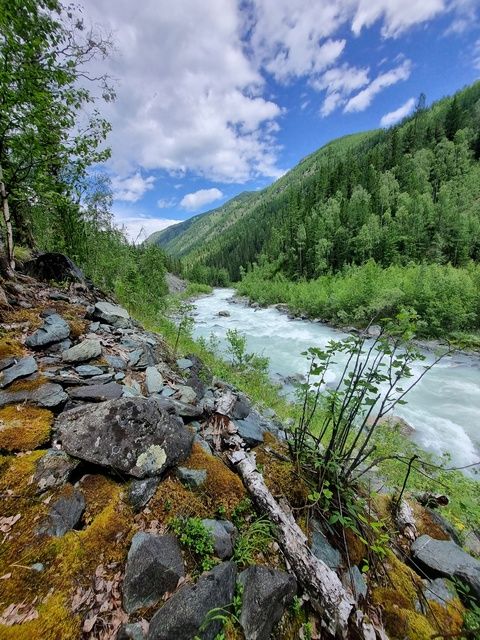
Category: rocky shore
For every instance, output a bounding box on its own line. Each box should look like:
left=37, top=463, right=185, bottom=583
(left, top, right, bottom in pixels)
left=0, top=254, right=479, bottom=640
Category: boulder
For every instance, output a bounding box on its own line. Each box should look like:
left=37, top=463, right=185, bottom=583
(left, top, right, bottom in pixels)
left=145, top=366, right=164, bottom=394
left=411, top=535, right=480, bottom=600
left=23, top=253, right=88, bottom=285
left=238, top=565, right=297, bottom=640
left=56, top=397, right=194, bottom=478
left=0, top=382, right=67, bottom=409
left=68, top=382, right=124, bottom=402
left=177, top=467, right=207, bottom=488
left=0, top=356, right=38, bottom=388
left=62, top=339, right=102, bottom=363
left=147, top=562, right=236, bottom=640
left=123, top=533, right=184, bottom=614
left=128, top=477, right=160, bottom=512
left=201, top=519, right=237, bottom=560
left=93, top=301, right=131, bottom=329
left=33, top=449, right=79, bottom=494
left=25, top=313, right=70, bottom=348
left=38, top=488, right=85, bottom=536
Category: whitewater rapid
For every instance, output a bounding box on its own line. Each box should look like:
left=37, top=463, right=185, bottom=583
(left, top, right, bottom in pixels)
left=192, top=288, right=480, bottom=471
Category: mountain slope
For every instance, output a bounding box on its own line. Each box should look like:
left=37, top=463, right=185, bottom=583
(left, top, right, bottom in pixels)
left=149, top=82, right=480, bottom=285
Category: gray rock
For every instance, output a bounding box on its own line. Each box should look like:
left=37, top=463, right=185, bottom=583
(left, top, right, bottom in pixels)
left=133, top=345, right=157, bottom=370
left=201, top=519, right=236, bottom=559
left=56, top=397, right=194, bottom=478
left=148, top=562, right=236, bottom=640
left=234, top=414, right=265, bottom=448
left=464, top=531, right=480, bottom=557
left=176, top=385, right=197, bottom=404
left=115, top=372, right=125, bottom=381
left=68, top=382, right=124, bottom=402
left=0, top=356, right=38, bottom=388
left=366, top=324, right=382, bottom=338
left=47, top=338, right=72, bottom=354
left=31, top=563, right=45, bottom=572
left=128, top=349, right=143, bottom=367
left=39, top=488, right=85, bottom=537
left=0, top=357, right=16, bottom=371
left=218, top=310, right=230, bottom=317
left=25, top=313, right=70, bottom=348
left=424, top=578, right=457, bottom=605
left=86, top=373, right=114, bottom=385
left=153, top=395, right=203, bottom=419
left=123, top=533, right=184, bottom=614
left=231, top=396, right=251, bottom=420
left=75, top=365, right=104, bottom=377
left=0, top=382, right=67, bottom=409
left=343, top=566, right=367, bottom=601
left=122, top=385, right=141, bottom=398
left=62, top=339, right=102, bottom=363
left=194, top=435, right=212, bottom=455
left=23, top=253, right=88, bottom=285
left=263, top=408, right=276, bottom=419
left=89, top=321, right=101, bottom=333
left=177, top=467, right=207, bottom=488
left=117, top=622, right=146, bottom=640
left=238, top=565, right=297, bottom=640
left=93, top=301, right=131, bottom=329
left=411, top=534, right=480, bottom=600
left=48, top=291, right=70, bottom=301
left=146, top=366, right=164, bottom=394
left=310, top=521, right=341, bottom=571
left=128, top=477, right=160, bottom=512
left=160, top=386, right=176, bottom=398
left=105, top=354, right=128, bottom=370
left=176, top=358, right=193, bottom=370
left=33, top=449, right=79, bottom=494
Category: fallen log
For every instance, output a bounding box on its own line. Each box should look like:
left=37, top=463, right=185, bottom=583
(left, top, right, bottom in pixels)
left=228, top=450, right=355, bottom=638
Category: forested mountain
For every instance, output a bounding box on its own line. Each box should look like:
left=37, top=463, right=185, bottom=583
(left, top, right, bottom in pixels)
left=150, top=83, right=480, bottom=285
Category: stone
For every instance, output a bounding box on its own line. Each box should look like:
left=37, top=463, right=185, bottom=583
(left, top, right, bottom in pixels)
left=366, top=324, right=382, bottom=338
left=33, top=449, right=79, bottom=494
left=310, top=521, right=341, bottom=571
left=38, top=488, right=85, bottom=537
left=105, top=354, right=128, bottom=370
left=0, top=382, right=68, bottom=409
left=153, top=395, right=203, bottom=419
left=115, top=372, right=125, bottom=381
left=176, top=384, right=197, bottom=404
left=343, top=566, right=367, bottom=601
left=25, top=313, right=70, bottom=348
left=238, top=565, right=297, bottom=640
left=85, top=373, right=114, bottom=385
left=161, top=386, right=176, bottom=398
left=263, top=408, right=276, bottom=419
left=128, top=477, right=160, bottom=512
left=132, top=345, right=156, bottom=370
left=411, top=534, right=480, bottom=600
left=177, top=467, right=207, bottom=488
left=145, top=366, right=164, bottom=394
left=377, top=414, right=415, bottom=437
left=147, top=562, right=236, bottom=640
left=201, top=519, right=237, bottom=560
left=56, top=397, right=194, bottom=478
left=176, top=358, right=193, bottom=370
left=218, top=310, right=230, bottom=317
left=117, top=623, right=146, bottom=640
left=0, top=357, right=16, bottom=371
left=46, top=338, right=72, bottom=354
left=231, top=395, right=251, bottom=420
left=23, top=253, right=89, bottom=285
left=31, top=563, right=45, bottom=572
left=123, top=533, right=184, bottom=614
left=464, top=530, right=480, bottom=557
left=0, top=356, right=38, bottom=388
left=194, top=435, right=213, bottom=455
left=48, top=291, right=70, bottom=301
left=424, top=578, right=457, bottom=606
left=89, top=321, right=101, bottom=332
left=93, top=301, right=131, bottom=329
left=62, top=339, right=102, bottom=363
left=68, top=382, right=124, bottom=402
left=233, top=414, right=265, bottom=448
left=75, top=365, right=104, bottom=377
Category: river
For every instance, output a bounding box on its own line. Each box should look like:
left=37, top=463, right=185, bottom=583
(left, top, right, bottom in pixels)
left=192, top=288, right=480, bottom=472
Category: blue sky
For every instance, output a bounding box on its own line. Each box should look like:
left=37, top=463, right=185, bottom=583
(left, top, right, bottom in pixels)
left=81, top=0, right=480, bottom=242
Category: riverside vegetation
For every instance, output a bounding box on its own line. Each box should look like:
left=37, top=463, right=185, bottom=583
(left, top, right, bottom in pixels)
left=1, top=1, right=480, bottom=639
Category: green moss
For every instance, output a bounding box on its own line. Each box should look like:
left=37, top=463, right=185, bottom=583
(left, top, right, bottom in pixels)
left=0, top=336, right=24, bottom=360
left=0, top=406, right=53, bottom=452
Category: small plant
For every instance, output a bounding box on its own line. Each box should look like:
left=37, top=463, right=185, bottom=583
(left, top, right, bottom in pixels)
left=226, top=328, right=269, bottom=374
left=171, top=300, right=194, bottom=355
left=194, top=583, right=244, bottom=640
left=170, top=517, right=215, bottom=571
left=233, top=517, right=275, bottom=567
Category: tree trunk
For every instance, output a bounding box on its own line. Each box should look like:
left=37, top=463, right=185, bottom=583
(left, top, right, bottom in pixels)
left=0, top=164, right=15, bottom=272
left=228, top=450, right=355, bottom=637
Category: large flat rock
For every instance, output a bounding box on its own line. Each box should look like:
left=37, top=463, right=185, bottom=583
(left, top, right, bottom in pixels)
left=0, top=356, right=37, bottom=388
left=26, top=313, right=70, bottom=348
left=62, top=339, right=102, bottom=363
left=0, top=382, right=67, bottom=409
left=56, top=397, right=194, bottom=478
left=93, top=301, right=131, bottom=329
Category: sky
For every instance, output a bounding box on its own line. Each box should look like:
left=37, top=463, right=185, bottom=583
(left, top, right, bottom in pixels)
left=79, top=0, right=480, bottom=242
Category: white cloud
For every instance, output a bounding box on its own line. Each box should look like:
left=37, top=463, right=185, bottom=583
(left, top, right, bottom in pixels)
left=80, top=0, right=283, bottom=183
left=157, top=197, right=177, bottom=209
left=351, top=0, right=446, bottom=37
left=344, top=59, right=412, bottom=112
left=112, top=207, right=180, bottom=243
left=111, top=172, right=155, bottom=202
left=380, top=97, right=416, bottom=127
left=314, top=63, right=370, bottom=115
left=180, top=188, right=224, bottom=211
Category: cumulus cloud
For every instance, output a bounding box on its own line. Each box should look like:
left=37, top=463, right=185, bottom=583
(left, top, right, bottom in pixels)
left=314, top=64, right=370, bottom=116
left=180, top=188, right=224, bottom=211
left=351, top=0, right=446, bottom=37
left=112, top=207, right=180, bottom=243
left=157, top=197, right=177, bottom=209
left=111, top=172, right=155, bottom=202
left=344, top=59, right=412, bottom=112
left=380, top=97, right=416, bottom=127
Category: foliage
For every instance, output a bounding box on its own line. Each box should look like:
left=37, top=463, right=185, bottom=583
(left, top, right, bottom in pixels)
left=233, top=517, right=275, bottom=567
left=170, top=516, right=215, bottom=571
left=225, top=328, right=269, bottom=374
